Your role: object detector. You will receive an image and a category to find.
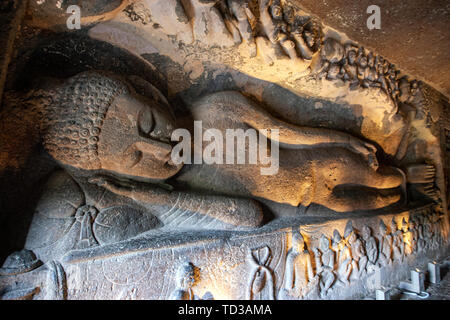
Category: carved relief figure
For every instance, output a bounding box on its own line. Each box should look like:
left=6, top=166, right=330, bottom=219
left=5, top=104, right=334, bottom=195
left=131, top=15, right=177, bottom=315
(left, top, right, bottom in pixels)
left=361, top=226, right=378, bottom=273
left=332, top=230, right=352, bottom=286
left=227, top=0, right=257, bottom=56
left=416, top=216, right=426, bottom=253
left=346, top=226, right=368, bottom=280
left=378, top=220, right=393, bottom=266
left=408, top=218, right=419, bottom=254
left=280, top=229, right=314, bottom=298
left=431, top=210, right=443, bottom=249
left=391, top=219, right=405, bottom=262
left=401, top=218, right=413, bottom=256
left=188, top=0, right=236, bottom=47
left=313, top=235, right=335, bottom=298
left=247, top=246, right=275, bottom=300
left=423, top=215, right=433, bottom=251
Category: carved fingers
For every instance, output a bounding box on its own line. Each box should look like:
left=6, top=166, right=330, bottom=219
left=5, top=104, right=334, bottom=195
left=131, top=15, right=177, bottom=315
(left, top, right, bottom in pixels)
left=89, top=176, right=135, bottom=198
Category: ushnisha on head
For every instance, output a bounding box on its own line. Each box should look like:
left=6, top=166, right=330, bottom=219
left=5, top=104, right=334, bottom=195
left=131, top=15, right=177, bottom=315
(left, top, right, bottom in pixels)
left=33, top=71, right=182, bottom=181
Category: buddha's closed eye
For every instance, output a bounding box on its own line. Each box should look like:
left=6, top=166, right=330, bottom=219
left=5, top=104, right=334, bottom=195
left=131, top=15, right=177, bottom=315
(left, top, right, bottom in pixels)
left=125, top=149, right=143, bottom=169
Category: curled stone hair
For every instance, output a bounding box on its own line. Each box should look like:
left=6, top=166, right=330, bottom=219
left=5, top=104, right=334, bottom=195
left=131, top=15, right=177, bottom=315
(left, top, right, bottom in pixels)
left=33, top=72, right=130, bottom=170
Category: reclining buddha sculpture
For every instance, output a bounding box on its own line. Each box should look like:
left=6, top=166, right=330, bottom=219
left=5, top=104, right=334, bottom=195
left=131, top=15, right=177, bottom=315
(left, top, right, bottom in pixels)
left=0, top=70, right=411, bottom=261
left=0, top=0, right=447, bottom=301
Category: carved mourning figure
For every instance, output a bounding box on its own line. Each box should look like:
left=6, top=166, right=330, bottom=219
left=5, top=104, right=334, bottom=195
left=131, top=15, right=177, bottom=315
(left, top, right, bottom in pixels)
left=247, top=246, right=275, bottom=300
left=313, top=235, right=335, bottom=298
left=408, top=218, right=419, bottom=254
left=431, top=210, right=444, bottom=249
left=279, top=229, right=314, bottom=299
left=391, top=219, right=405, bottom=262
left=347, top=226, right=368, bottom=280
left=332, top=230, right=352, bottom=286
left=423, top=216, right=433, bottom=251
left=378, top=220, right=393, bottom=266
left=416, top=216, right=426, bottom=253
left=401, top=218, right=413, bottom=256
left=361, top=226, right=378, bottom=273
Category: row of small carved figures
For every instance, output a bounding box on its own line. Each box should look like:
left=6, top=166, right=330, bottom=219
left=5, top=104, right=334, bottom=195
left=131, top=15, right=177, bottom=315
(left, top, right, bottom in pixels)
left=219, top=1, right=418, bottom=112
left=313, top=37, right=422, bottom=110
left=123, top=0, right=420, bottom=111
left=282, top=212, right=446, bottom=299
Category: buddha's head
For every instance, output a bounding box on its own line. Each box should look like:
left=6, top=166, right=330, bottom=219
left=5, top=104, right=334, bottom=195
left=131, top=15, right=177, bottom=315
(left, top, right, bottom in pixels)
left=38, top=71, right=182, bottom=181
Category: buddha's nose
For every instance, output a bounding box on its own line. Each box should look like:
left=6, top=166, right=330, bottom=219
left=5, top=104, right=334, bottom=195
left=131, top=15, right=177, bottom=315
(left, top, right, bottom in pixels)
left=149, top=109, right=175, bottom=142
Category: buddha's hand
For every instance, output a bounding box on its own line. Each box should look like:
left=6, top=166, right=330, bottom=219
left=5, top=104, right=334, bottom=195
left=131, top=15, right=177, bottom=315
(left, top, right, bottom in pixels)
left=89, top=176, right=168, bottom=204
left=89, top=176, right=135, bottom=199
left=348, top=138, right=379, bottom=170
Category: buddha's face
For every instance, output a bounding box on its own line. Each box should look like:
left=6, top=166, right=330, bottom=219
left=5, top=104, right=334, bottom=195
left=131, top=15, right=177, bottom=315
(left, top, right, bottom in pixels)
left=98, top=92, right=182, bottom=181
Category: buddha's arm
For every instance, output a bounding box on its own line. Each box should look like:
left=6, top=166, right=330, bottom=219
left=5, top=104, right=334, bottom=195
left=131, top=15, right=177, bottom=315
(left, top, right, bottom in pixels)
left=89, top=176, right=263, bottom=229
left=240, top=105, right=378, bottom=168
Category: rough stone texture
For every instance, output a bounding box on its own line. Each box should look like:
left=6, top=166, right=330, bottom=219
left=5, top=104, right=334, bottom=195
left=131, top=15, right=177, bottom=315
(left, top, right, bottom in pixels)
left=294, top=0, right=450, bottom=97
left=0, top=0, right=27, bottom=103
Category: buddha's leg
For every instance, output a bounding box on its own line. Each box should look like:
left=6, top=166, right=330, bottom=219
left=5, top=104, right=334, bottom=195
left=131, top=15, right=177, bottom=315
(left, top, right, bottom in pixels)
left=314, top=153, right=404, bottom=190
left=311, top=156, right=405, bottom=211
left=322, top=189, right=402, bottom=212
